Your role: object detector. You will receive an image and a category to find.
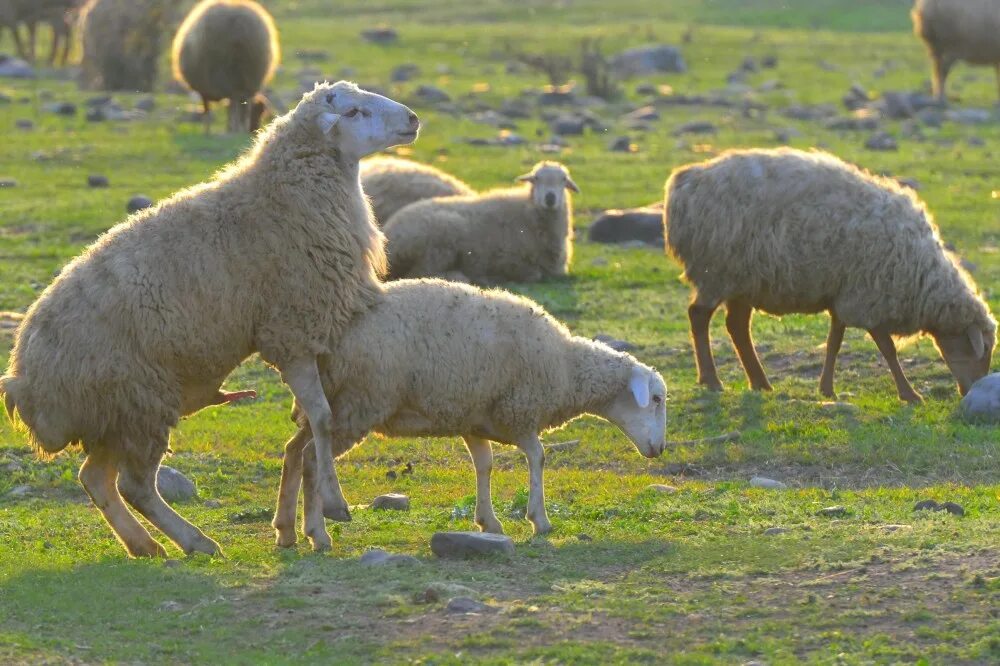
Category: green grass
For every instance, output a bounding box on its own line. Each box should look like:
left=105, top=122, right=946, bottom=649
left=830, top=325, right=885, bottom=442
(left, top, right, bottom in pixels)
left=1, top=1, right=999, bottom=663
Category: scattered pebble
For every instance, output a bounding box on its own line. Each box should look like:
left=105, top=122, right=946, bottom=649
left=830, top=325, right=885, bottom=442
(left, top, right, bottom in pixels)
left=87, top=175, right=109, bottom=188
left=46, top=101, right=76, bottom=116
left=390, top=64, right=420, bottom=82
left=157, top=466, right=196, bottom=503
left=587, top=206, right=662, bottom=246
left=203, top=499, right=223, bottom=508
left=864, top=131, right=897, bottom=151
left=673, top=120, right=717, bottom=135
left=611, top=44, right=686, bottom=77
left=430, top=531, right=515, bottom=559
left=135, top=97, right=156, bottom=112
left=163, top=559, right=182, bottom=569
left=360, top=27, right=399, bottom=44
left=763, top=527, right=790, bottom=536
left=576, top=533, right=593, bottom=541
left=15, top=118, right=34, bottom=130
left=413, top=84, right=450, bottom=104
left=815, top=505, right=847, bottom=517
left=608, top=135, right=636, bottom=152
left=371, top=493, right=410, bottom=511
left=127, top=195, right=153, bottom=214
left=446, top=597, right=497, bottom=614
left=750, top=476, right=787, bottom=489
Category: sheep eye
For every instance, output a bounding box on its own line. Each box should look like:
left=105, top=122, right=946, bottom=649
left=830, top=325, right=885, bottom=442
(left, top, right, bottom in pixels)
left=325, top=93, right=334, bottom=104
left=344, top=108, right=360, bottom=118
left=652, top=395, right=663, bottom=405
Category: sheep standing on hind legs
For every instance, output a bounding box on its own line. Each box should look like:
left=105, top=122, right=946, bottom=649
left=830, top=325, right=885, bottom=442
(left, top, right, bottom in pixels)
left=360, top=156, right=474, bottom=226
left=0, top=82, right=420, bottom=557
left=912, top=0, right=1000, bottom=103
left=270, top=279, right=668, bottom=551
left=664, top=147, right=995, bottom=404
left=172, top=0, right=280, bottom=134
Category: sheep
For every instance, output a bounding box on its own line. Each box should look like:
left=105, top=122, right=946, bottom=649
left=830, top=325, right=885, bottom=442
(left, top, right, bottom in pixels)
left=360, top=156, right=475, bottom=226
left=0, top=81, right=421, bottom=558
left=172, top=0, right=280, bottom=134
left=912, top=0, right=1000, bottom=103
left=664, top=147, right=996, bottom=404
left=270, top=278, right=668, bottom=551
left=78, top=0, right=174, bottom=92
left=0, top=0, right=79, bottom=66
left=384, top=161, right=578, bottom=284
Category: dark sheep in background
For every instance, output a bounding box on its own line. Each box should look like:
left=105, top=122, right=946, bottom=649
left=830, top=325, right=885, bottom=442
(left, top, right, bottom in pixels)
left=78, top=0, right=176, bottom=91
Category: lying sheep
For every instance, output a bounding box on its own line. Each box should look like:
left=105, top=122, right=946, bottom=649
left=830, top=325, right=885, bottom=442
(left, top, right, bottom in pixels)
left=172, top=0, right=280, bottom=134
left=664, top=147, right=995, bottom=403
left=360, top=156, right=474, bottom=226
left=912, top=0, right=1000, bottom=102
left=271, top=278, right=667, bottom=551
left=79, top=0, right=174, bottom=91
left=1, top=82, right=420, bottom=558
left=384, top=161, right=578, bottom=284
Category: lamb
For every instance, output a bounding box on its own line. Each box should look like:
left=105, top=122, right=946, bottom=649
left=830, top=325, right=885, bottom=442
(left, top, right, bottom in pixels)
left=664, top=147, right=996, bottom=404
left=172, top=0, right=280, bottom=134
left=0, top=81, right=420, bottom=558
left=912, top=0, right=1000, bottom=102
left=78, top=0, right=174, bottom=92
left=360, top=156, right=474, bottom=226
left=270, top=278, right=668, bottom=551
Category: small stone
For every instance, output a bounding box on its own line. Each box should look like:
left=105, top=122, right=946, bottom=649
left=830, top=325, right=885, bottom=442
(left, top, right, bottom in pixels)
left=608, top=135, right=635, bottom=152
left=673, top=120, right=716, bottom=135
left=371, top=493, right=410, bottom=511
left=647, top=484, right=678, bottom=494
left=551, top=114, right=586, bottom=136
left=750, top=476, right=787, bottom=489
left=960, top=373, right=1000, bottom=422
left=135, top=97, right=156, bottom=112
left=203, top=499, right=223, bottom=508
left=127, top=195, right=153, bottom=214
left=623, top=105, right=659, bottom=123
left=47, top=101, right=76, bottom=116
left=0, top=178, right=18, bottom=188
left=15, top=118, right=34, bottom=130
left=913, top=499, right=940, bottom=512
left=842, top=83, right=869, bottom=111
left=430, top=531, right=515, bottom=559
left=446, top=597, right=497, bottom=614
left=7, top=484, right=31, bottom=497
left=946, top=108, right=993, bottom=125
left=576, top=533, right=593, bottom=541
left=914, top=499, right=964, bottom=516
left=359, top=548, right=421, bottom=566
left=163, top=559, right=182, bottom=568
left=361, top=27, right=399, bottom=44
left=740, top=56, right=758, bottom=73
left=593, top=334, right=635, bottom=352
left=158, top=600, right=183, bottom=612
left=864, top=131, right=897, bottom=151
left=157, top=466, right=196, bottom=503
left=815, top=505, right=847, bottom=517
left=763, top=527, right=789, bottom=536
left=0, top=56, right=34, bottom=79
left=761, top=54, right=778, bottom=68
left=87, top=174, right=109, bottom=188
left=294, top=48, right=330, bottom=62
left=390, top=64, right=420, bottom=82
left=413, top=84, right=450, bottom=104
left=611, top=44, right=686, bottom=78
left=414, top=587, right=439, bottom=604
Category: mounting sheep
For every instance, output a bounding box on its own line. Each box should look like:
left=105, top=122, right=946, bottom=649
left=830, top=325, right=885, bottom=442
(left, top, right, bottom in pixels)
left=912, top=0, right=1000, bottom=103
left=78, top=0, right=174, bottom=92
left=384, top=161, right=578, bottom=284
left=172, top=0, right=280, bottom=134
left=270, top=279, right=668, bottom=551
left=360, top=156, right=474, bottom=226
left=0, top=82, right=420, bottom=558
left=664, top=147, right=996, bottom=403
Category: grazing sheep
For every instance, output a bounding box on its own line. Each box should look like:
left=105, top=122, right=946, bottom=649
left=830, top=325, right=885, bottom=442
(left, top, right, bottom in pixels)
left=664, top=147, right=995, bottom=403
left=78, top=0, right=174, bottom=92
left=172, top=0, right=280, bottom=134
left=0, top=0, right=79, bottom=65
left=384, top=161, right=578, bottom=284
left=271, top=279, right=667, bottom=550
left=360, top=156, right=474, bottom=226
left=912, top=0, right=1000, bottom=102
left=1, top=82, right=420, bottom=558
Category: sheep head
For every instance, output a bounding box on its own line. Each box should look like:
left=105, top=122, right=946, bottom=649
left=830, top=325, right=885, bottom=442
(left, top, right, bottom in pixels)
left=932, top=323, right=995, bottom=395
left=516, top=161, right=580, bottom=211
left=598, top=364, right=667, bottom=459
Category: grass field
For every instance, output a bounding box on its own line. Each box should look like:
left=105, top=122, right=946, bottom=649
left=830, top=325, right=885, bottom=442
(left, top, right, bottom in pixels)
left=1, top=0, right=999, bottom=663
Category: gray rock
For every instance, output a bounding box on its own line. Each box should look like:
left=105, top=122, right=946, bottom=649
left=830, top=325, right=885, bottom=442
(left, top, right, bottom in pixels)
left=608, top=136, right=634, bottom=152
left=913, top=499, right=964, bottom=516
left=371, top=493, right=410, bottom=511
left=157, top=465, right=196, bottom=503
left=294, top=49, right=330, bottom=62
left=611, top=44, right=686, bottom=78
left=864, top=131, right=897, bottom=151
left=135, top=97, right=156, bottom=112
left=499, top=98, right=533, bottom=119
left=46, top=101, right=77, bottom=116
left=946, top=108, right=993, bottom=125
left=537, top=88, right=577, bottom=106
left=763, top=527, right=789, bottom=536
left=551, top=114, right=586, bottom=135
left=446, top=597, right=497, bottom=614
left=960, top=373, right=1000, bottom=422
left=842, top=84, right=869, bottom=111
left=127, top=195, right=154, bottom=214
left=0, top=55, right=34, bottom=79
left=761, top=54, right=778, bottom=69
left=0, top=178, right=18, bottom=188
left=7, top=484, right=31, bottom=497
left=430, top=531, right=515, bottom=558
left=623, top=105, right=659, bottom=123
left=87, top=174, right=109, bottom=188
left=15, top=118, right=34, bottom=130
left=740, top=56, right=758, bottom=73
left=750, top=476, right=787, bottom=489
left=782, top=104, right=837, bottom=121
left=203, top=499, right=223, bottom=508
left=361, top=27, right=398, bottom=44
left=825, top=115, right=880, bottom=131
left=815, top=505, right=847, bottom=517
left=588, top=207, right=662, bottom=246
left=414, top=84, right=450, bottom=104
left=593, top=334, right=635, bottom=352
left=880, top=91, right=915, bottom=119
left=359, top=548, right=421, bottom=566
left=391, top=64, right=420, bottom=82
left=673, top=120, right=716, bottom=135
left=647, top=484, right=678, bottom=494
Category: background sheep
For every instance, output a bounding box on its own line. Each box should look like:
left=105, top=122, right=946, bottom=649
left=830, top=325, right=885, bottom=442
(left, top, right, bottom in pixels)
left=0, top=82, right=420, bottom=558
left=360, top=156, right=474, bottom=226
left=384, top=161, right=578, bottom=284
left=664, top=147, right=996, bottom=403
left=912, top=0, right=1000, bottom=102
left=172, top=0, right=280, bottom=134
left=270, top=279, right=668, bottom=551
left=0, top=0, right=79, bottom=65
left=78, top=0, right=175, bottom=92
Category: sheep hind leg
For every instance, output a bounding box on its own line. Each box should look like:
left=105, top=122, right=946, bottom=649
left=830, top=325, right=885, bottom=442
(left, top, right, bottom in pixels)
left=819, top=313, right=846, bottom=399
left=462, top=436, right=504, bottom=534
left=725, top=299, right=772, bottom=391
left=518, top=433, right=551, bottom=536
left=931, top=54, right=954, bottom=105
left=272, top=425, right=311, bottom=547
left=201, top=96, right=211, bottom=135
left=688, top=300, right=723, bottom=391
left=868, top=327, right=923, bottom=404
left=300, top=440, right=332, bottom=552
left=117, top=442, right=222, bottom=556
left=79, top=447, right=166, bottom=558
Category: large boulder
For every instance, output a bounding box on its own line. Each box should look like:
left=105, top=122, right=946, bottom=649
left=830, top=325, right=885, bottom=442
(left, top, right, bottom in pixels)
left=960, top=373, right=1000, bottom=422
left=587, top=206, right=663, bottom=246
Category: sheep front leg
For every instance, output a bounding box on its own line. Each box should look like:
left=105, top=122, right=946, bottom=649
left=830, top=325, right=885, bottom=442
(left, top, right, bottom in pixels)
left=819, top=313, right=846, bottom=398
left=518, top=434, right=552, bottom=536
left=280, top=358, right=351, bottom=521
left=688, top=300, right=723, bottom=390
left=462, top=436, right=504, bottom=534
left=868, top=327, right=923, bottom=404
left=931, top=53, right=955, bottom=104
left=272, top=426, right=312, bottom=547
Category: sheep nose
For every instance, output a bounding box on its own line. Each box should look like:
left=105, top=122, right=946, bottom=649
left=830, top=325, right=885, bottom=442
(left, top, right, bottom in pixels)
left=544, top=192, right=556, bottom=207
left=407, top=112, right=420, bottom=129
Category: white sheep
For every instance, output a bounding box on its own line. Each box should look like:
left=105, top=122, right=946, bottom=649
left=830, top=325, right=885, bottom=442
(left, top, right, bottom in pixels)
left=912, top=0, right=1000, bottom=103
left=360, top=156, right=474, bottom=226
left=664, top=147, right=996, bottom=403
left=270, top=279, right=667, bottom=551
left=383, top=161, right=578, bottom=284
left=0, top=82, right=420, bottom=558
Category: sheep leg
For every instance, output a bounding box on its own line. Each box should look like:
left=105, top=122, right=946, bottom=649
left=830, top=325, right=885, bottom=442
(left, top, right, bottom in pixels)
left=11, top=26, right=28, bottom=61
left=57, top=26, right=71, bottom=67
left=931, top=54, right=954, bottom=104
left=117, top=446, right=222, bottom=556
left=725, top=299, right=772, bottom=391
left=819, top=314, right=846, bottom=399
left=272, top=425, right=312, bottom=547
left=25, top=22, right=37, bottom=63
left=79, top=447, right=166, bottom=558
left=518, top=434, right=552, bottom=536
left=201, top=95, right=211, bottom=135
left=300, top=440, right=333, bottom=551
left=280, top=357, right=350, bottom=521
left=47, top=26, right=60, bottom=66
left=868, top=328, right=923, bottom=404
left=688, top=301, right=723, bottom=390
left=462, top=436, right=504, bottom=534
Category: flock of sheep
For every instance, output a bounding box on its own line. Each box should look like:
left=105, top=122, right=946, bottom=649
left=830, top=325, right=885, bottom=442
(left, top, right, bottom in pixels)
left=1, top=0, right=998, bottom=557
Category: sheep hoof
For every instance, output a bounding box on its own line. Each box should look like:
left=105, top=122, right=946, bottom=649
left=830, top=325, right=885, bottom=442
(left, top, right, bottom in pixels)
left=324, top=505, right=352, bottom=522
left=274, top=530, right=297, bottom=548
left=186, top=535, right=223, bottom=557
left=699, top=380, right=724, bottom=392
left=477, top=520, right=505, bottom=535
left=901, top=392, right=924, bottom=405
left=129, top=539, right=168, bottom=558
left=308, top=532, right=333, bottom=552
left=530, top=521, right=553, bottom=536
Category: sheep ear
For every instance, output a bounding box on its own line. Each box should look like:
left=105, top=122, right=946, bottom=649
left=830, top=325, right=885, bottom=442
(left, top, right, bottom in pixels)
left=317, top=112, right=341, bottom=134
left=565, top=177, right=581, bottom=193
left=629, top=367, right=650, bottom=408
left=516, top=173, right=535, bottom=183
left=968, top=325, right=986, bottom=359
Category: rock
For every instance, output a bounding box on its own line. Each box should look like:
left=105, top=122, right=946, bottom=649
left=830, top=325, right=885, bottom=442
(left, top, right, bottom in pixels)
left=430, top=531, right=515, bottom=558
left=913, top=499, right=940, bottom=512
left=588, top=207, right=663, bottom=246
left=203, top=499, right=223, bottom=508
left=750, top=476, right=787, bottom=490
left=782, top=104, right=837, bottom=121
left=647, top=484, right=678, bottom=494
left=763, top=527, right=789, bottom=536
left=593, top=334, right=635, bottom=352
left=880, top=91, right=915, bottom=119
left=673, top=120, right=716, bottom=135
left=881, top=524, right=911, bottom=532
left=0, top=55, right=34, bottom=79
left=946, top=108, right=993, bottom=125
left=635, top=83, right=659, bottom=96
left=87, top=174, right=109, bottom=188
left=361, top=27, right=398, bottom=44
left=46, top=101, right=77, bottom=116
left=163, top=559, right=182, bottom=569
left=761, top=54, right=778, bottom=69
left=842, top=84, right=869, bottom=111
left=371, top=493, right=410, bottom=511
left=960, top=373, right=1000, bottom=422
left=608, top=135, right=635, bottom=152
left=7, top=484, right=31, bottom=498
left=127, top=195, right=153, bottom=214
left=359, top=548, right=421, bottom=566
left=0, top=178, right=18, bottom=188
left=157, top=466, right=196, bottom=503
left=825, top=114, right=880, bottom=131
left=939, top=502, right=965, bottom=516
left=577, top=533, right=593, bottom=541
left=135, top=97, right=156, bottom=112
left=15, top=118, right=34, bottom=130
left=611, top=44, right=686, bottom=78
left=815, top=505, right=847, bottom=517
left=918, top=107, right=944, bottom=127
left=913, top=499, right=964, bottom=516
left=773, top=127, right=800, bottom=143
left=550, top=114, right=586, bottom=135
left=390, top=64, right=420, bottom=82
left=537, top=85, right=577, bottom=106
left=294, top=48, right=330, bottom=62
left=413, top=84, right=450, bottom=104
left=740, top=56, right=758, bottom=73
left=864, top=131, right=897, bottom=151
left=623, top=105, right=659, bottom=124
left=446, top=597, right=497, bottom=614
left=499, top=98, right=533, bottom=119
